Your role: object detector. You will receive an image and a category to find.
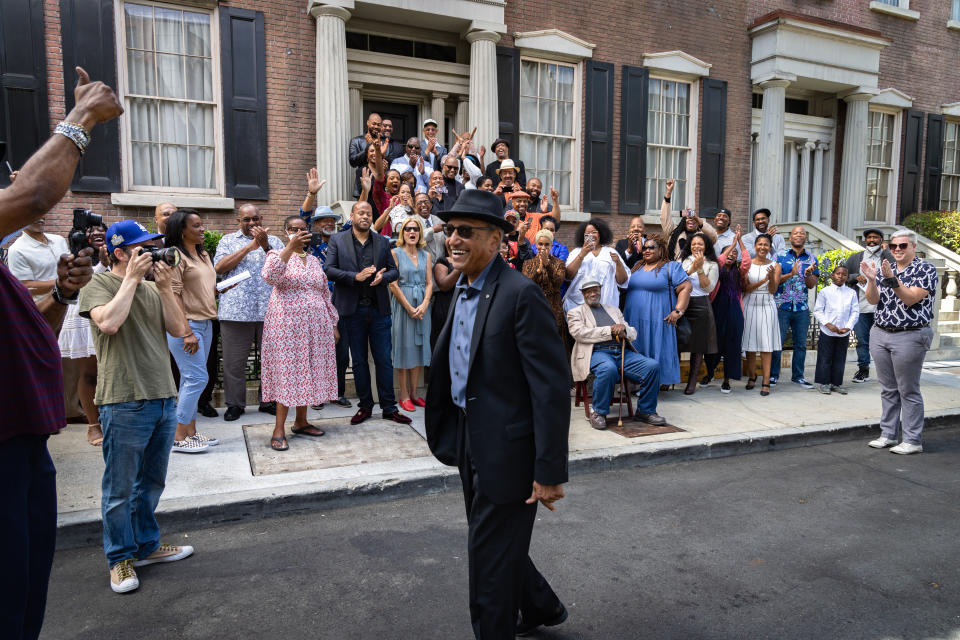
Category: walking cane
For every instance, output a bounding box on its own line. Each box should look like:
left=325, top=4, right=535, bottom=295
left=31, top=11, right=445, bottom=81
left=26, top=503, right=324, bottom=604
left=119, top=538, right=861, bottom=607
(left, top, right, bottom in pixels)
left=617, top=335, right=626, bottom=428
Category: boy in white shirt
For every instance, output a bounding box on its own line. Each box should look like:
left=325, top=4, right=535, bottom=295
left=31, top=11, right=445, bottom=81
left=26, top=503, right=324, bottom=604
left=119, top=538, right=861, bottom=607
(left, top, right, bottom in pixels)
left=814, top=265, right=860, bottom=394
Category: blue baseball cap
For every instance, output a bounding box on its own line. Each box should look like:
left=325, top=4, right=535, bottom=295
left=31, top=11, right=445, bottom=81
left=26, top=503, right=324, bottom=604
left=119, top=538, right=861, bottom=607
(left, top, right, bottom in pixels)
left=312, top=205, right=339, bottom=220
left=106, top=220, right=164, bottom=253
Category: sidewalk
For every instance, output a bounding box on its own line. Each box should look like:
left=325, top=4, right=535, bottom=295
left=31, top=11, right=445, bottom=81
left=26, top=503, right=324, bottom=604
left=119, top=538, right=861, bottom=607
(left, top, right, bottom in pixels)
left=51, top=361, right=960, bottom=547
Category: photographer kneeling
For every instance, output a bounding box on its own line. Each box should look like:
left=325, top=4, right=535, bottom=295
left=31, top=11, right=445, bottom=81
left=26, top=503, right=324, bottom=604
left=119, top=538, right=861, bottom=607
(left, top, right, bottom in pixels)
left=79, top=220, right=195, bottom=594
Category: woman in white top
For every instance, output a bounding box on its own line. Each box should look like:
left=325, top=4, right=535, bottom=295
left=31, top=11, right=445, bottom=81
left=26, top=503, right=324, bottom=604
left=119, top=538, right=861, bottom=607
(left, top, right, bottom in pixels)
left=678, top=233, right=719, bottom=395
left=741, top=234, right=782, bottom=396
left=813, top=264, right=860, bottom=394
left=562, top=219, right=628, bottom=313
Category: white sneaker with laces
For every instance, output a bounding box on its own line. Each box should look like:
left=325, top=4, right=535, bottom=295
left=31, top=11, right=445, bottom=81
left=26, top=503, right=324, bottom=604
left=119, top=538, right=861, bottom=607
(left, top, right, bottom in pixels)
left=133, top=543, right=195, bottom=567
left=868, top=436, right=897, bottom=449
left=190, top=433, right=219, bottom=446
left=109, top=559, right=139, bottom=594
left=890, top=442, right=922, bottom=455
left=172, top=438, right=209, bottom=454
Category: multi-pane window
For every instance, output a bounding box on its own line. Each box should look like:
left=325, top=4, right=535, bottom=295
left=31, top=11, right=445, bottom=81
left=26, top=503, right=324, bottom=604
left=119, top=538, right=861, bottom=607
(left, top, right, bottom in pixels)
left=941, top=121, right=960, bottom=211
left=122, top=2, right=218, bottom=191
left=518, top=60, right=576, bottom=207
left=646, top=78, right=690, bottom=210
left=954, top=0, right=960, bottom=21
left=865, top=111, right=894, bottom=220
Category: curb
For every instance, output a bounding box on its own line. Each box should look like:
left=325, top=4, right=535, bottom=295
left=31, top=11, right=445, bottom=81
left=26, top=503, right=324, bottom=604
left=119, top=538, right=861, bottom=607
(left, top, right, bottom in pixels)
left=55, top=410, right=960, bottom=550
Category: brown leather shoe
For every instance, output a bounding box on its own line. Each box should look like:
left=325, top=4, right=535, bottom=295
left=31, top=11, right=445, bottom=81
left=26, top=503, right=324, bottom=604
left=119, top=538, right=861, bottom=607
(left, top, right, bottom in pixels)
left=382, top=410, right=412, bottom=424
left=350, top=408, right=372, bottom=425
left=589, top=412, right=608, bottom=430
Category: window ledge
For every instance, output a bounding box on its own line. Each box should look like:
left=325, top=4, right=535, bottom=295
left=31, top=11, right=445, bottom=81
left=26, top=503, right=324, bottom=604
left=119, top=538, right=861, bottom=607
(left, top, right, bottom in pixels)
left=948, top=19, right=960, bottom=31
left=869, top=2, right=920, bottom=21
left=111, top=192, right=235, bottom=210
left=562, top=210, right=591, bottom=222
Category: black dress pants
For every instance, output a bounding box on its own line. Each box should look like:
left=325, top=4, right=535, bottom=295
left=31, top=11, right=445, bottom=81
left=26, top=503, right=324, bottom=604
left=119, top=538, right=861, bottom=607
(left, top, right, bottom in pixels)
left=457, top=412, right=560, bottom=639
left=814, top=331, right=849, bottom=387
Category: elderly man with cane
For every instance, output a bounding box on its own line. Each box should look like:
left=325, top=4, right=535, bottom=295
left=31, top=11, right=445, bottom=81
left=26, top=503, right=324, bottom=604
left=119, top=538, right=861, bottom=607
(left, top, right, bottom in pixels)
left=568, top=279, right=666, bottom=428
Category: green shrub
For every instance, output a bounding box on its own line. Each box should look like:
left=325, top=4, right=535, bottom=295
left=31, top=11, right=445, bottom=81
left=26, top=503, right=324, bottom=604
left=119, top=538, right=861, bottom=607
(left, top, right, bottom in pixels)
left=903, top=210, right=960, bottom=253
left=815, top=248, right=856, bottom=291
left=203, top=230, right=223, bottom=257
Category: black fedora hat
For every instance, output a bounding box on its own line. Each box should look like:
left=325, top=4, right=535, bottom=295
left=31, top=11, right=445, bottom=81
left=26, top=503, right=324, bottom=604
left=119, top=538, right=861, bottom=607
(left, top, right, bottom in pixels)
left=438, top=189, right=514, bottom=232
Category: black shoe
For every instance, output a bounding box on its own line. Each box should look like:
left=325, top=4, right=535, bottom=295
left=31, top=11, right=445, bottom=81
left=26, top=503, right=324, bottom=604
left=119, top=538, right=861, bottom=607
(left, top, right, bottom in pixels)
left=517, top=603, right=568, bottom=637
left=698, top=374, right=713, bottom=387
left=224, top=406, right=244, bottom=421
left=310, top=404, right=324, bottom=410
left=333, top=396, right=352, bottom=408
left=382, top=410, right=412, bottom=424
left=258, top=402, right=277, bottom=416
left=198, top=402, right=218, bottom=418
left=852, top=367, right=870, bottom=383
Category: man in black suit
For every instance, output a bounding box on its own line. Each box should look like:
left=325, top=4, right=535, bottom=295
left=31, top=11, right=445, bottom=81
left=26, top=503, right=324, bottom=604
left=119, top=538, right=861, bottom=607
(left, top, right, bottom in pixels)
left=425, top=189, right=570, bottom=638
left=324, top=201, right=411, bottom=426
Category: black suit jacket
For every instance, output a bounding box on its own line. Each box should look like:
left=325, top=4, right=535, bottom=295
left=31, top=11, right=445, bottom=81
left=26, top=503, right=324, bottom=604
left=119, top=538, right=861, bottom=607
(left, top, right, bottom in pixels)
left=324, top=229, right=399, bottom=317
left=425, top=256, right=570, bottom=504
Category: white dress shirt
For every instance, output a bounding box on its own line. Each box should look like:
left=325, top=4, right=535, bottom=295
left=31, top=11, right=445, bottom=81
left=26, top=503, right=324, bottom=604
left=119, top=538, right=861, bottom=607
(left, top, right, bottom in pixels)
left=743, top=227, right=786, bottom=258
left=389, top=155, right=430, bottom=192
left=814, top=283, right=860, bottom=338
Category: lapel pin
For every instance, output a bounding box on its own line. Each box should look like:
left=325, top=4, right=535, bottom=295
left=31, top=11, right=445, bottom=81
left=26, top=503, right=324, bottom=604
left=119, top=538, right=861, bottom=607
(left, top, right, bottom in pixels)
left=485, top=294, right=490, bottom=299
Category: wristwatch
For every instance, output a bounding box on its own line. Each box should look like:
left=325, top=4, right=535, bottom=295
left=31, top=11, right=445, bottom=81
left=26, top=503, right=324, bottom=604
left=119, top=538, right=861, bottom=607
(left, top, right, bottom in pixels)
left=882, top=276, right=900, bottom=289
left=52, top=282, right=79, bottom=305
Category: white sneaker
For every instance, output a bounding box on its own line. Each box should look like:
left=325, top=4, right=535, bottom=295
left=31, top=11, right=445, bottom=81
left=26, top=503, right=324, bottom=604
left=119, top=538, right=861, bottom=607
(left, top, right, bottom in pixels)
left=133, top=543, right=195, bottom=567
left=172, top=438, right=209, bottom=454
left=190, top=433, right=219, bottom=446
left=890, top=442, right=922, bottom=455
left=109, top=559, right=139, bottom=593
left=868, top=437, right=897, bottom=449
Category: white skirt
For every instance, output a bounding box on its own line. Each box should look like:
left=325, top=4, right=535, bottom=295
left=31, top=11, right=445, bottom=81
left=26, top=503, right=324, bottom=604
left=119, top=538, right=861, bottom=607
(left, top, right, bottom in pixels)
left=58, top=304, right=96, bottom=359
left=741, top=290, right=782, bottom=352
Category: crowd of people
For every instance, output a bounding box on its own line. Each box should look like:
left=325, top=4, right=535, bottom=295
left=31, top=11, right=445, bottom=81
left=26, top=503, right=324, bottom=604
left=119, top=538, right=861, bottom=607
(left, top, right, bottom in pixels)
left=0, top=84, right=942, bottom=640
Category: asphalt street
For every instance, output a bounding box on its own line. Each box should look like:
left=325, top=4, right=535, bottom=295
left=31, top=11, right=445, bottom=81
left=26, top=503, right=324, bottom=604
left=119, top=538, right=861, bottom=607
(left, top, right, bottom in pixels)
left=42, top=429, right=960, bottom=640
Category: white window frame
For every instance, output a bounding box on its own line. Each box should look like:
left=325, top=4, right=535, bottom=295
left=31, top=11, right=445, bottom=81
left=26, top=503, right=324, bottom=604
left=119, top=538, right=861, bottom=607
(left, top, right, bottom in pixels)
left=864, top=107, right=901, bottom=224
left=941, top=119, right=960, bottom=211
left=869, top=0, right=920, bottom=21
left=644, top=72, right=699, bottom=215
left=113, top=0, right=226, bottom=197
left=517, top=55, right=582, bottom=213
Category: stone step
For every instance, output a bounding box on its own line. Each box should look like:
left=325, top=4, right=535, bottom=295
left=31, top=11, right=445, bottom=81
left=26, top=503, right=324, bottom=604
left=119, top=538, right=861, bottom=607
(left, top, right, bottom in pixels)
left=939, top=310, right=959, bottom=322
left=938, top=333, right=960, bottom=347
left=938, top=321, right=960, bottom=334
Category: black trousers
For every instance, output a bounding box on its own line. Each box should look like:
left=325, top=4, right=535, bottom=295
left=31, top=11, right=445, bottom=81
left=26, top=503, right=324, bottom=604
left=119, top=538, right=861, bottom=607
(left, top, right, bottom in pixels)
left=457, top=412, right=560, bottom=639
left=814, top=331, right=849, bottom=386
left=0, top=435, right=56, bottom=640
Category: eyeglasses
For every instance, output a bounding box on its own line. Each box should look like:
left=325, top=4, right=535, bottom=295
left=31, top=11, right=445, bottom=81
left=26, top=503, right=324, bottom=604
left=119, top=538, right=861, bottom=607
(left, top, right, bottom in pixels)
left=240, top=217, right=261, bottom=223
left=890, top=242, right=910, bottom=250
left=407, top=144, right=421, bottom=149
left=642, top=245, right=658, bottom=251
left=443, top=164, right=458, bottom=170
left=442, top=223, right=496, bottom=239
left=402, top=226, right=420, bottom=233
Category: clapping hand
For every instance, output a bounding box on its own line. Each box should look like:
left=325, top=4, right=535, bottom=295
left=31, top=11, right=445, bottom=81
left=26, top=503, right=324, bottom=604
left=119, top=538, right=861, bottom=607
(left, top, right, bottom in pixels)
left=691, top=250, right=705, bottom=272
left=804, top=261, right=816, bottom=277
left=355, top=265, right=377, bottom=282
left=860, top=261, right=877, bottom=280
left=880, top=259, right=894, bottom=278
left=251, top=225, right=271, bottom=251
left=370, top=267, right=387, bottom=286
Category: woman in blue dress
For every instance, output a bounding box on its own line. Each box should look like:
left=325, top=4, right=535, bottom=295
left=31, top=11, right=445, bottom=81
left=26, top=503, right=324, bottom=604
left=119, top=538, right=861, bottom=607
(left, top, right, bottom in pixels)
left=389, top=216, right=433, bottom=412
left=623, top=234, right=692, bottom=387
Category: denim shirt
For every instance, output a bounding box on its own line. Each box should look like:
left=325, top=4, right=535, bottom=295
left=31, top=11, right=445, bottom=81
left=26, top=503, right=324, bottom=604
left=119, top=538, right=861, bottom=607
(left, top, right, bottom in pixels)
left=774, top=248, right=818, bottom=312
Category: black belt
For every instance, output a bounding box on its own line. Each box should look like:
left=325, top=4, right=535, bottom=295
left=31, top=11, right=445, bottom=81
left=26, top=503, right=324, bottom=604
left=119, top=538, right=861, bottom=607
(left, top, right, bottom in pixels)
left=358, top=297, right=373, bottom=306
left=875, top=324, right=928, bottom=333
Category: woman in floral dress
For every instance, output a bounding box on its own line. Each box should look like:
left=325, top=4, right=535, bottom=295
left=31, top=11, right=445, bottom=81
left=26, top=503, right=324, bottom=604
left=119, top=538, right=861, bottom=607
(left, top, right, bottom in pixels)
left=261, top=216, right=340, bottom=451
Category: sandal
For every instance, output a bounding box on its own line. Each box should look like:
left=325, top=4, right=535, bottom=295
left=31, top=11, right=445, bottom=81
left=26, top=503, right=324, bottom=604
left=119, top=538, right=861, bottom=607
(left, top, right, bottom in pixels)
left=745, top=377, right=757, bottom=390
left=291, top=424, right=325, bottom=437
left=86, top=423, right=104, bottom=447
left=270, top=436, right=288, bottom=451
left=760, top=384, right=771, bottom=397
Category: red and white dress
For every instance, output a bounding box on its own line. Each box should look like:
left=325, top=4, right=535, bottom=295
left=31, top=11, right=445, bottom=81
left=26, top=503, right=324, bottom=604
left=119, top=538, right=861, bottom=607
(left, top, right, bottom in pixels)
left=260, top=250, right=339, bottom=407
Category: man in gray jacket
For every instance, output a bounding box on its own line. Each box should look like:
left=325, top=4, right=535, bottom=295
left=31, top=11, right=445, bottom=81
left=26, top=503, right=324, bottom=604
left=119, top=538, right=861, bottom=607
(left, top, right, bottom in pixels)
left=845, top=229, right=894, bottom=383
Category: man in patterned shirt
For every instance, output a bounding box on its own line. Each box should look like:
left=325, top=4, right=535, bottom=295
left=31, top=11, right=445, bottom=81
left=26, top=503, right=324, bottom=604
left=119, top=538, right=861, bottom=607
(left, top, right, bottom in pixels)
left=213, top=204, right=284, bottom=421
left=861, top=229, right=938, bottom=455
left=770, top=225, right=819, bottom=388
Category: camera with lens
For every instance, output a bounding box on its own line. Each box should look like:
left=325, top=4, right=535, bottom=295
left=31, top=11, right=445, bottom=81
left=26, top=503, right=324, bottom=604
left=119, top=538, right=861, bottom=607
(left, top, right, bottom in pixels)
left=309, top=232, right=325, bottom=248
left=138, top=245, right=181, bottom=267
left=68, top=208, right=103, bottom=255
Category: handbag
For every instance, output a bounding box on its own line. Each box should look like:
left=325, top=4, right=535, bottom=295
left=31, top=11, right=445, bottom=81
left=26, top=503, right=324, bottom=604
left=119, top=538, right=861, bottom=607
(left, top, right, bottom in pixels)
left=667, top=266, right=693, bottom=346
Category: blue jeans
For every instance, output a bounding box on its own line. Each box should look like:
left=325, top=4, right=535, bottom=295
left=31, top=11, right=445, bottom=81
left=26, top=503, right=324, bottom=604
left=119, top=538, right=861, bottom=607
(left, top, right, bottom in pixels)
left=342, top=305, right=396, bottom=413
left=167, top=319, right=212, bottom=425
left=854, top=312, right=874, bottom=368
left=590, top=346, right=661, bottom=415
left=771, top=307, right=810, bottom=381
left=100, top=397, right=177, bottom=567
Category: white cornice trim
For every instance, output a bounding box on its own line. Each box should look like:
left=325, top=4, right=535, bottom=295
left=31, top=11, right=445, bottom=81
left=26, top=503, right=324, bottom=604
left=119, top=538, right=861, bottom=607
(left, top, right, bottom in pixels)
left=942, top=102, right=960, bottom=117
left=513, top=29, right=595, bottom=61
left=749, top=15, right=891, bottom=49
left=871, top=87, right=914, bottom=108
left=643, top=50, right=711, bottom=79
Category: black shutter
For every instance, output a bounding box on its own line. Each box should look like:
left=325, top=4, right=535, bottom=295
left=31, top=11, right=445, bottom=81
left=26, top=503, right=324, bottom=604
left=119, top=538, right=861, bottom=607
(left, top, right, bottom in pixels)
left=699, top=78, right=727, bottom=217
left=221, top=7, right=268, bottom=200
left=583, top=61, right=614, bottom=212
left=60, top=0, right=120, bottom=193
left=618, top=65, right=648, bottom=214
left=923, top=113, right=944, bottom=211
left=0, top=0, right=48, bottom=188
left=900, top=109, right=923, bottom=220
left=495, top=46, right=520, bottom=151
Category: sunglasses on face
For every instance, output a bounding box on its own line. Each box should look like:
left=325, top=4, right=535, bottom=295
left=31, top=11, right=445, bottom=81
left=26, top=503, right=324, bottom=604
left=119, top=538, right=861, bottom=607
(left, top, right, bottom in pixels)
left=402, top=226, right=420, bottom=233
left=442, top=223, right=496, bottom=239
left=407, top=145, right=421, bottom=149
left=642, top=245, right=658, bottom=251
left=240, top=217, right=261, bottom=223
left=890, top=242, right=910, bottom=250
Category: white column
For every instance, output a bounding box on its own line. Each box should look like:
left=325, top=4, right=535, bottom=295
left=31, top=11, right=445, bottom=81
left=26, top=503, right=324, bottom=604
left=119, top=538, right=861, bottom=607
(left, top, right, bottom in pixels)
left=455, top=97, right=469, bottom=136
left=837, top=91, right=874, bottom=237
left=786, top=141, right=800, bottom=221
left=797, top=141, right=814, bottom=222
left=820, top=142, right=834, bottom=225
left=431, top=92, right=447, bottom=129
left=466, top=30, right=501, bottom=153
left=810, top=141, right=826, bottom=223
left=311, top=4, right=352, bottom=202
left=749, top=132, right=759, bottom=214
left=754, top=76, right=793, bottom=216
left=348, top=81, right=363, bottom=138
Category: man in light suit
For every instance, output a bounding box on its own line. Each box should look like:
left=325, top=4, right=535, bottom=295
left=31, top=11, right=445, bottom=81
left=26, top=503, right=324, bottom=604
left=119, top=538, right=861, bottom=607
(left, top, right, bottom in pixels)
left=324, top=201, right=411, bottom=426
left=568, top=280, right=666, bottom=429
left=425, top=189, right=570, bottom=639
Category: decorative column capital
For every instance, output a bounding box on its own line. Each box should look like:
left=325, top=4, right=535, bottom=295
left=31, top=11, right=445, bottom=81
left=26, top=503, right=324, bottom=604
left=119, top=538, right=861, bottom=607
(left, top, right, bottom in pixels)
left=841, top=88, right=878, bottom=103
left=431, top=92, right=449, bottom=100
left=309, top=2, right=352, bottom=21
left=755, top=72, right=795, bottom=91
left=803, top=141, right=817, bottom=151
left=465, top=30, right=501, bottom=45
left=348, top=81, right=363, bottom=90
